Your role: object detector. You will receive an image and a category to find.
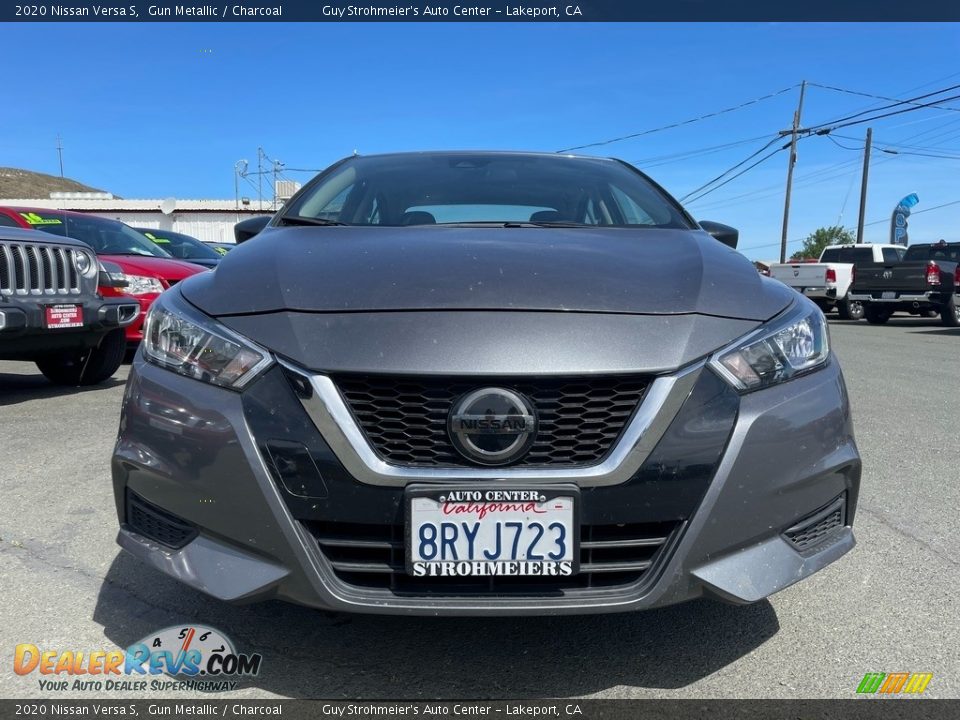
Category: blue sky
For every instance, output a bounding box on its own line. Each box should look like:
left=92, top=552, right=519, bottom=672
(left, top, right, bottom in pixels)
left=1, top=22, right=958, bottom=258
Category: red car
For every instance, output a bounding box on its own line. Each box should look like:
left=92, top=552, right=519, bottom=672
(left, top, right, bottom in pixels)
left=0, top=207, right=205, bottom=344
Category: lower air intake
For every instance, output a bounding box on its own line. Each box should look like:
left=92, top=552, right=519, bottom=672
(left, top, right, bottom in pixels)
left=126, top=490, right=198, bottom=549
left=784, top=494, right=846, bottom=553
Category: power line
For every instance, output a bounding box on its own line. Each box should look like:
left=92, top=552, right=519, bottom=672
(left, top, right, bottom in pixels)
left=678, top=136, right=784, bottom=201
left=862, top=198, right=960, bottom=226
left=805, top=89, right=960, bottom=136
left=693, top=115, right=960, bottom=214
left=683, top=145, right=786, bottom=205
left=631, top=133, right=773, bottom=167
left=825, top=132, right=960, bottom=160
left=556, top=85, right=798, bottom=153
left=688, top=156, right=867, bottom=212
left=809, top=81, right=960, bottom=114
left=832, top=132, right=960, bottom=153
left=805, top=83, right=960, bottom=132
left=738, top=198, right=960, bottom=255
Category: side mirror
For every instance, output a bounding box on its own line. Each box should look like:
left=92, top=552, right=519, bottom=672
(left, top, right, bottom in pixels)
left=699, top=221, right=739, bottom=249
left=97, top=260, right=129, bottom=289
left=234, top=215, right=272, bottom=244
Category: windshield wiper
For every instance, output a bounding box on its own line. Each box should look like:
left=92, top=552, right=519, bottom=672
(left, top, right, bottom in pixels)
left=505, top=221, right=594, bottom=228
left=277, top=215, right=349, bottom=227
left=432, top=221, right=594, bottom=228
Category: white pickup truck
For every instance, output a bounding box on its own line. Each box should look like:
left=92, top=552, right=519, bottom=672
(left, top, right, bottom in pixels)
left=769, top=243, right=906, bottom=320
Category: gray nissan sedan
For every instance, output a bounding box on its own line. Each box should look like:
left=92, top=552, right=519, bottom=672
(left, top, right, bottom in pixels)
left=112, top=151, right=860, bottom=615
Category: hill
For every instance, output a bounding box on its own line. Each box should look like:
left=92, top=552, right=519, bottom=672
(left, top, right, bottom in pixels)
left=0, top=167, right=110, bottom=199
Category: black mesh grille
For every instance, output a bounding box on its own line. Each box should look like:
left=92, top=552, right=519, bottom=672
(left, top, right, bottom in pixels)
left=307, top=520, right=679, bottom=596
left=784, top=496, right=845, bottom=552
left=334, top=375, right=650, bottom=467
left=126, top=490, right=198, bottom=549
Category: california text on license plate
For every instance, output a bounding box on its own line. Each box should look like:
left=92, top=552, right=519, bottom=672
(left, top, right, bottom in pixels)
left=405, top=486, right=579, bottom=578
left=45, top=304, right=83, bottom=329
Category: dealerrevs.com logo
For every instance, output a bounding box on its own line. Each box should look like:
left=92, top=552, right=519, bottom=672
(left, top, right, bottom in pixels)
left=14, top=625, right=262, bottom=693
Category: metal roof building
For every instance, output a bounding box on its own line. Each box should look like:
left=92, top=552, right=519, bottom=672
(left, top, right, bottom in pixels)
left=1, top=195, right=274, bottom=244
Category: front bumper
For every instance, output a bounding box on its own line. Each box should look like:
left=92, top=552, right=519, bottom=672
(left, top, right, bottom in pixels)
left=848, top=289, right=950, bottom=303
left=112, top=354, right=860, bottom=615
left=799, top=287, right=837, bottom=301
left=848, top=290, right=954, bottom=314
left=0, top=295, right=140, bottom=359
left=98, top=287, right=162, bottom=344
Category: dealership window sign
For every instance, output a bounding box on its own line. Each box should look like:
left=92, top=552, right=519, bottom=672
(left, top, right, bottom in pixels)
left=890, top=193, right=919, bottom=246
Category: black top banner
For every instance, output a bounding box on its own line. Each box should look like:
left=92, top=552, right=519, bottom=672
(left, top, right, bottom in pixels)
left=3, top=0, right=960, bottom=22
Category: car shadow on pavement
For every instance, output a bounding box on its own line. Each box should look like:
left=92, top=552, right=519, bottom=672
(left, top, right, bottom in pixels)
left=828, top=318, right=950, bottom=329
left=0, top=371, right=125, bottom=407
left=94, top=552, right=779, bottom=698
left=909, top=328, right=960, bottom=336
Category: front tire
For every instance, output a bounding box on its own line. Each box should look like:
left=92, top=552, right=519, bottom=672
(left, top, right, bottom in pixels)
left=941, top=295, right=960, bottom=327
left=864, top=305, right=892, bottom=325
left=35, top=329, right=126, bottom=386
left=837, top=298, right=864, bottom=321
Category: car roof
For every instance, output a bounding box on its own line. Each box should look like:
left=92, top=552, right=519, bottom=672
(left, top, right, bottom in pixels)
left=0, top=224, right=88, bottom=247
left=345, top=150, right=620, bottom=163
left=0, top=206, right=92, bottom=218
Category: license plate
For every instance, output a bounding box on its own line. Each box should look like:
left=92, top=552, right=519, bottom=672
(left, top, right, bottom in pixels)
left=882, top=291, right=896, bottom=300
left=406, top=486, right=579, bottom=578
left=45, top=304, right=83, bottom=329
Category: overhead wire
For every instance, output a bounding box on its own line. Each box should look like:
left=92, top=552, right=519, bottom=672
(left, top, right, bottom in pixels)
left=808, top=81, right=960, bottom=114
left=677, top=136, right=786, bottom=202
left=555, top=85, right=798, bottom=153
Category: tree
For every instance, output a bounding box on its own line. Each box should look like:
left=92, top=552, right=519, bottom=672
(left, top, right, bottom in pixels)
left=792, top=225, right=855, bottom=261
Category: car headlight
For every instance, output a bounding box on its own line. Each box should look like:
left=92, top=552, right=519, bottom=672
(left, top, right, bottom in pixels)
left=709, top=303, right=829, bottom=392
left=123, top=275, right=165, bottom=296
left=142, top=290, right=272, bottom=390
left=74, top=250, right=96, bottom=277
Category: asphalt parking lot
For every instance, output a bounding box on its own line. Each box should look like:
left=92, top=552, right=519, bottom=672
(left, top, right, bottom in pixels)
left=1, top=318, right=958, bottom=700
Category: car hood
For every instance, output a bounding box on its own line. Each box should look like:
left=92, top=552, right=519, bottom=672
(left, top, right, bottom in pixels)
left=181, top=226, right=793, bottom=321
left=101, top=254, right=208, bottom=279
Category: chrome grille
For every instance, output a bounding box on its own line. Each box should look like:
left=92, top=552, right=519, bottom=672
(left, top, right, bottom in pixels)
left=307, top=519, right=679, bottom=595
left=334, top=375, right=650, bottom=467
left=0, top=241, right=82, bottom=296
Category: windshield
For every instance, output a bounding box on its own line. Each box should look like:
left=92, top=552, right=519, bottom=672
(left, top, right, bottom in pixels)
left=283, top=154, right=692, bottom=228
left=904, top=244, right=960, bottom=263
left=135, top=229, right=221, bottom=260
left=819, top=247, right=875, bottom=264
left=20, top=211, right=174, bottom=258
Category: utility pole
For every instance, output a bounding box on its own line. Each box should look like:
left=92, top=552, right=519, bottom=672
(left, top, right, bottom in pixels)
left=856, top=127, right=873, bottom=244
left=257, top=146, right=264, bottom=211
left=56, top=134, right=65, bottom=178
left=779, top=80, right=806, bottom=263
left=234, top=159, right=248, bottom=211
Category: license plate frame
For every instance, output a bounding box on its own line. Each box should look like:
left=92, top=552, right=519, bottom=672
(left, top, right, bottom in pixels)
left=881, top=291, right=896, bottom=300
left=404, top=484, right=580, bottom=578
left=44, top=304, right=84, bottom=329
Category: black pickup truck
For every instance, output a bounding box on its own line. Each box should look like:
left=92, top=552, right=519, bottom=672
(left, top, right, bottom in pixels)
left=848, top=241, right=960, bottom=326
left=1, top=226, right=141, bottom=384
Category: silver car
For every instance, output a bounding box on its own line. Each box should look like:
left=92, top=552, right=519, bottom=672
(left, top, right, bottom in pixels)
left=111, top=151, right=860, bottom=615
